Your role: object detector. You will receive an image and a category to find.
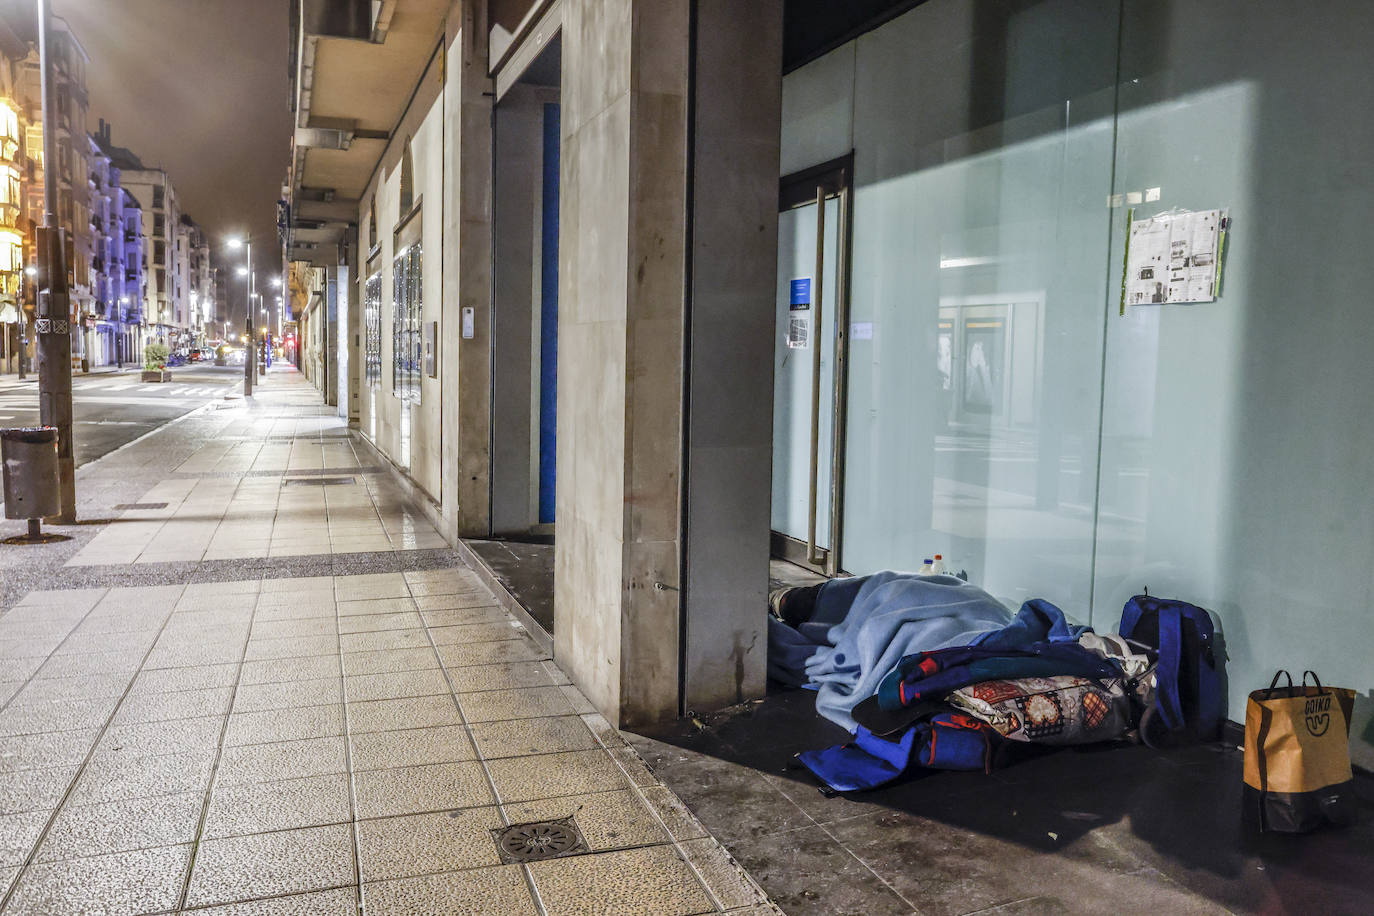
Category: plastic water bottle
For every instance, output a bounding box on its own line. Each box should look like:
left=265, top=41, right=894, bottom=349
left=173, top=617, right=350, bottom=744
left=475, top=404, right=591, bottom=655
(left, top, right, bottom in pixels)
left=918, top=558, right=934, bottom=575
left=931, top=554, right=947, bottom=575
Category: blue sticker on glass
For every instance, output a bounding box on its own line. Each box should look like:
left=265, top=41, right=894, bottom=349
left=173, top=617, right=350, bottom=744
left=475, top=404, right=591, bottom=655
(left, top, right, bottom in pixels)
left=790, top=278, right=811, bottom=311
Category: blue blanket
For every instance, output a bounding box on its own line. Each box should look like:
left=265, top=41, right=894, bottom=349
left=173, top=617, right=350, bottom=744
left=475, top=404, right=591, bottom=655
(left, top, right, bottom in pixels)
left=773, top=572, right=1015, bottom=732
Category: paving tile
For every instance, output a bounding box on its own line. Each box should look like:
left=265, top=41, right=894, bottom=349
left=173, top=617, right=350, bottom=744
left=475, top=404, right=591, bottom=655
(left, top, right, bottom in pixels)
left=361, top=864, right=537, bottom=915
left=356, top=807, right=505, bottom=882
left=97, top=714, right=226, bottom=756
left=486, top=750, right=631, bottom=804
left=353, top=762, right=495, bottom=819
left=642, top=753, right=813, bottom=845
left=250, top=617, right=340, bottom=640
left=437, top=637, right=548, bottom=669
left=130, top=663, right=239, bottom=694
left=639, top=786, right=709, bottom=842
left=341, top=646, right=439, bottom=677
left=412, top=592, right=502, bottom=612
left=333, top=575, right=410, bottom=602
left=37, top=791, right=204, bottom=862
left=724, top=827, right=913, bottom=916
left=186, top=823, right=356, bottom=908
left=253, top=602, right=337, bottom=622
left=349, top=726, right=478, bottom=772
left=204, top=773, right=352, bottom=838
left=338, top=612, right=424, bottom=634
left=428, top=620, right=526, bottom=646
left=244, top=634, right=339, bottom=661
left=0, top=728, right=99, bottom=773
left=578, top=712, right=625, bottom=748
left=420, top=605, right=512, bottom=628
left=339, top=628, right=431, bottom=655
left=0, top=809, right=49, bottom=866
left=0, top=765, right=78, bottom=815
left=680, top=837, right=769, bottom=910
left=7, top=673, right=132, bottom=705
left=503, top=789, right=670, bottom=852
left=457, top=686, right=576, bottom=724
left=144, top=639, right=247, bottom=668
left=224, top=704, right=345, bottom=745
left=0, top=865, right=17, bottom=899
left=347, top=694, right=463, bottom=733
left=469, top=716, right=603, bottom=759
left=558, top=685, right=598, bottom=716
left=111, top=685, right=234, bottom=724
left=233, top=676, right=343, bottom=713
left=176, top=886, right=358, bottom=915
left=239, top=654, right=342, bottom=685
left=444, top=661, right=565, bottom=693
left=5, top=842, right=191, bottom=915
left=608, top=746, right=657, bottom=788
left=71, top=749, right=214, bottom=806
left=0, top=696, right=118, bottom=737
left=527, top=844, right=715, bottom=916
left=335, top=597, right=417, bottom=617
left=216, top=736, right=348, bottom=785
left=344, top=668, right=450, bottom=703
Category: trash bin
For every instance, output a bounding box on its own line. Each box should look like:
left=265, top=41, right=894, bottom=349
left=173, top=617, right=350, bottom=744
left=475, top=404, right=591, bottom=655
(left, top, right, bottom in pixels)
left=1, top=426, right=60, bottom=521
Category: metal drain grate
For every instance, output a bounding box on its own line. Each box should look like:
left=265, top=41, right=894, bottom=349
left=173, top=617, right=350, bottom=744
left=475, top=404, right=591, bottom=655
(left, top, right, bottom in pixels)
left=282, top=476, right=357, bottom=487
left=493, top=818, right=588, bottom=864
left=112, top=502, right=168, bottom=510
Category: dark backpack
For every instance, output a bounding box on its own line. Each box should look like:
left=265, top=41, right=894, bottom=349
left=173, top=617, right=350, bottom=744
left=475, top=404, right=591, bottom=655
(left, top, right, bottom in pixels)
left=1119, top=594, right=1222, bottom=744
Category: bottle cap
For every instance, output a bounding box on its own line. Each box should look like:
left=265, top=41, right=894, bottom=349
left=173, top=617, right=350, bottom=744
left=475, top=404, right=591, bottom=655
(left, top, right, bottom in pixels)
left=934, top=554, right=943, bottom=560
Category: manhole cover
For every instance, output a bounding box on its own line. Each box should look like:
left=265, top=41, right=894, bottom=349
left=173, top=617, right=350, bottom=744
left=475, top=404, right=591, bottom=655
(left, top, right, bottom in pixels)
left=493, top=818, right=588, bottom=864
left=113, top=502, right=168, bottom=510
left=282, top=477, right=357, bottom=486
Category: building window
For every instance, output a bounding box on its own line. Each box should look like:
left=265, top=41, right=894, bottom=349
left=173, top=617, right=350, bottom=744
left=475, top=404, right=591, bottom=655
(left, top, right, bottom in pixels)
left=156, top=269, right=165, bottom=293
left=391, top=244, right=421, bottom=401
left=153, top=240, right=164, bottom=264
left=399, top=141, right=414, bottom=216
left=364, top=271, right=382, bottom=387
left=367, top=198, right=377, bottom=251
left=153, top=213, right=164, bottom=236
left=152, top=185, right=164, bottom=209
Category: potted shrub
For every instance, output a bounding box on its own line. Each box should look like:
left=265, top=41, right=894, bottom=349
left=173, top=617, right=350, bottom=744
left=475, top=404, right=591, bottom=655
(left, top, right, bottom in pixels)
left=142, top=342, right=171, bottom=382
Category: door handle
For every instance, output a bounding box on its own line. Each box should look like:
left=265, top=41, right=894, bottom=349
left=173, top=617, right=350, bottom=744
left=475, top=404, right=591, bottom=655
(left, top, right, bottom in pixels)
left=807, top=184, right=826, bottom=566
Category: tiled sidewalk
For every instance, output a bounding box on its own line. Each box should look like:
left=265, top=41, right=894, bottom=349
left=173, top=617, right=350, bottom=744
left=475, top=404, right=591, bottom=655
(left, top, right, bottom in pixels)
left=0, top=369, right=774, bottom=915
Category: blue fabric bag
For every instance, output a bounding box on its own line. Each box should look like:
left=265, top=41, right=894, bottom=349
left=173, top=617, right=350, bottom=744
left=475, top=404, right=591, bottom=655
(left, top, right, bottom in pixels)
left=1119, top=594, right=1222, bottom=741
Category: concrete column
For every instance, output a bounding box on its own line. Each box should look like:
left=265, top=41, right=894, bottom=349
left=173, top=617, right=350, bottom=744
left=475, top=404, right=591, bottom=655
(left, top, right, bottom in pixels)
left=681, top=0, right=783, bottom=711
left=555, top=0, right=783, bottom=726
left=443, top=1, right=494, bottom=538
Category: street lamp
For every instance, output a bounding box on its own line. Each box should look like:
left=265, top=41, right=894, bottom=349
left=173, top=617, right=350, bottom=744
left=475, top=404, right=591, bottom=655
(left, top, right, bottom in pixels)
left=226, top=236, right=256, bottom=395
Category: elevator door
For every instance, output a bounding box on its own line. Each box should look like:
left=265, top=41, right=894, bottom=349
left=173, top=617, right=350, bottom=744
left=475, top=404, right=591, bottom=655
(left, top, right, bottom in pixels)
left=771, top=160, right=851, bottom=575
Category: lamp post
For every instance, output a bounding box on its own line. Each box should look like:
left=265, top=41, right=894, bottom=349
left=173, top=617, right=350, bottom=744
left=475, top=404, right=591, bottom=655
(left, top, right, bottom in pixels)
left=228, top=238, right=254, bottom=395
left=35, top=0, right=76, bottom=523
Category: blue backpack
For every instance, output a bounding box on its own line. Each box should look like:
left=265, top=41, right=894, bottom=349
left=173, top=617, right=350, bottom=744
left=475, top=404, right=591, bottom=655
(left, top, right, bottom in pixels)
left=1119, top=594, right=1222, bottom=744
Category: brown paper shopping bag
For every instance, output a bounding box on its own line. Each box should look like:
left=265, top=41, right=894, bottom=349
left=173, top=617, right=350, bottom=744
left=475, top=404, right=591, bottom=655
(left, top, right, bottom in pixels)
left=1243, top=670, right=1357, bottom=833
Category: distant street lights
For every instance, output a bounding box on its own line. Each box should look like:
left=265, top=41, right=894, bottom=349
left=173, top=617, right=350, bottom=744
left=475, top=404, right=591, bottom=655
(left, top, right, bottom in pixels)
left=226, top=237, right=256, bottom=395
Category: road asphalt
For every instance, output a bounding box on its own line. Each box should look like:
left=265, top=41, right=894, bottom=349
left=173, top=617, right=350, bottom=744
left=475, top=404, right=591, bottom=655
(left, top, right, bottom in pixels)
left=0, top=363, right=246, bottom=467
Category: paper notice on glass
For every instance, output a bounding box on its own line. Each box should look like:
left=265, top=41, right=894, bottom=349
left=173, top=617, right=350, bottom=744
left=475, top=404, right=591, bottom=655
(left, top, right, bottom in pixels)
left=1126, top=216, right=1173, bottom=306
left=1169, top=209, right=1221, bottom=302
left=787, top=315, right=809, bottom=349
left=1126, top=208, right=1223, bottom=306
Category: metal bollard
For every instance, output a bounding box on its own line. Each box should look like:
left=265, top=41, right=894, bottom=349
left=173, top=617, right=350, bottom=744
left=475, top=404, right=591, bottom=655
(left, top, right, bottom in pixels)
left=2, top=426, right=61, bottom=540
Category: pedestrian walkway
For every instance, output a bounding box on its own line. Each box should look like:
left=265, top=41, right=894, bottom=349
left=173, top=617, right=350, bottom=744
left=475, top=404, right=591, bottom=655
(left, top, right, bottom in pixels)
left=0, top=367, right=775, bottom=915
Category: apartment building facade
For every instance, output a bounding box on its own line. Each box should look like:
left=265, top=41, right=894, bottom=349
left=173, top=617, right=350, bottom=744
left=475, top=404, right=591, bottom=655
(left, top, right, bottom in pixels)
left=283, top=0, right=1374, bottom=763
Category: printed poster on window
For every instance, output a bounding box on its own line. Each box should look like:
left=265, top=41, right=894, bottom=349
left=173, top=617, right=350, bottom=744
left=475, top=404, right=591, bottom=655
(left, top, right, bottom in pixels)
left=1125, top=208, right=1225, bottom=307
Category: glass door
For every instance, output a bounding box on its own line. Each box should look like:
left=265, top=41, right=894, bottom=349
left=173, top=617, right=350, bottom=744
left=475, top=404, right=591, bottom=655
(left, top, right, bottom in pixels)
left=771, top=158, right=852, bottom=576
